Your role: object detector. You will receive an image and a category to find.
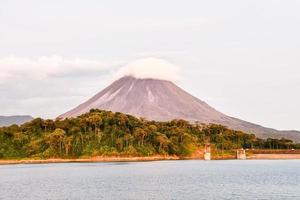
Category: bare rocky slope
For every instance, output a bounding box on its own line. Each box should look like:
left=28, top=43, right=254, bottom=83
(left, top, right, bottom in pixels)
left=59, top=76, right=300, bottom=142
left=0, top=115, right=33, bottom=127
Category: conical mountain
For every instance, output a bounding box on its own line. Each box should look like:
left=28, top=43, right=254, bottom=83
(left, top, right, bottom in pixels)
left=59, top=76, right=300, bottom=141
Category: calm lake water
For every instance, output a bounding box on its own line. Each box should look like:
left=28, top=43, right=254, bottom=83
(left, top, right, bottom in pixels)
left=0, top=160, right=300, bottom=200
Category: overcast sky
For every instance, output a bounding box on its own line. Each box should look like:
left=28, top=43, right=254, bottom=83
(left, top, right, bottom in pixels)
left=1, top=0, right=300, bottom=130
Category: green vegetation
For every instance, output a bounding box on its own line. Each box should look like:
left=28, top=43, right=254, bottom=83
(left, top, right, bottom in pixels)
left=0, top=109, right=299, bottom=159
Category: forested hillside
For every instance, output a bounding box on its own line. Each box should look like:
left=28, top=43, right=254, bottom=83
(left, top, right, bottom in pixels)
left=0, top=109, right=299, bottom=159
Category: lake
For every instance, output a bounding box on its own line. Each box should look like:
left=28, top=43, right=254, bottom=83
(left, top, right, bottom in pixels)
left=0, top=160, right=300, bottom=200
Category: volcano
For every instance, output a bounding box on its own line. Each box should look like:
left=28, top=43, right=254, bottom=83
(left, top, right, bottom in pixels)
left=59, top=76, right=300, bottom=141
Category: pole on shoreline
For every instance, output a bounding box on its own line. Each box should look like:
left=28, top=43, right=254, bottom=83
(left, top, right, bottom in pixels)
left=204, top=142, right=211, bottom=160
left=236, top=149, right=247, bottom=160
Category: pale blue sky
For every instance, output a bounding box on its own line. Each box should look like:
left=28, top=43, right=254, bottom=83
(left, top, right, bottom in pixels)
left=0, top=0, right=300, bottom=130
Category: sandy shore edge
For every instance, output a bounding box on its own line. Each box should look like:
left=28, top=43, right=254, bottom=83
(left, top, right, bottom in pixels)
left=1, top=154, right=300, bottom=165
left=248, top=154, right=300, bottom=160
left=0, top=156, right=182, bottom=165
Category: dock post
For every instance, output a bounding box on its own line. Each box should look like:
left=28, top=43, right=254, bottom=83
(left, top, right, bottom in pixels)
left=236, top=149, right=247, bottom=160
left=204, top=143, right=211, bottom=160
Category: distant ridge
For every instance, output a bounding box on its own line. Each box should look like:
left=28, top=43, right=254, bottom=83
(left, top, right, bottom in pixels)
left=60, top=76, right=300, bottom=142
left=0, top=115, right=34, bottom=127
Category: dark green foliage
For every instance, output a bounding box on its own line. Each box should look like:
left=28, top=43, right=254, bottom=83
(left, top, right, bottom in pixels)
left=0, top=109, right=298, bottom=159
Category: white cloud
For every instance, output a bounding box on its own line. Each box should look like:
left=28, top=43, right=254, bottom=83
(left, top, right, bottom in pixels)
left=0, top=56, right=114, bottom=83
left=115, top=57, right=181, bottom=82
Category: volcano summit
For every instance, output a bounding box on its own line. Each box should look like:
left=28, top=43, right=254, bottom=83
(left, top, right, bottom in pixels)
left=60, top=76, right=300, bottom=141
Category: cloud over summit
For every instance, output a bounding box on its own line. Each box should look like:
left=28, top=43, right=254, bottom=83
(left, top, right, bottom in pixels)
left=115, top=57, right=181, bottom=82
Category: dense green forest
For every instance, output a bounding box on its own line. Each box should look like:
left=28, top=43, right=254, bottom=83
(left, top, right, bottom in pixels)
left=0, top=109, right=299, bottom=159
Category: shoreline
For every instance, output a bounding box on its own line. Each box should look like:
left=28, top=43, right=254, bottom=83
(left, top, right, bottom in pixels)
left=248, top=154, right=300, bottom=160
left=1, top=154, right=300, bottom=165
left=0, top=155, right=182, bottom=165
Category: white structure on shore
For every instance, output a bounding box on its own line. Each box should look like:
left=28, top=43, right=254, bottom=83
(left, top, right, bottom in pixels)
left=204, top=143, right=211, bottom=160
left=236, top=149, right=247, bottom=160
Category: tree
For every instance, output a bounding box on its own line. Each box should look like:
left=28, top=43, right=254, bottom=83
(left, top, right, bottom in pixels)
left=88, top=113, right=102, bottom=136
left=45, top=128, right=65, bottom=156
left=134, top=128, right=147, bottom=147
left=64, top=136, right=73, bottom=156
left=155, top=132, right=170, bottom=152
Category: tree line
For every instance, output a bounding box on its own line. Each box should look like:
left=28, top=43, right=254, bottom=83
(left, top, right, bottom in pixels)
left=0, top=109, right=299, bottom=159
